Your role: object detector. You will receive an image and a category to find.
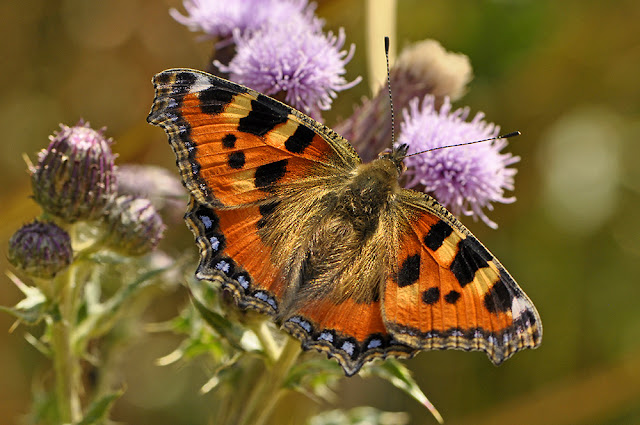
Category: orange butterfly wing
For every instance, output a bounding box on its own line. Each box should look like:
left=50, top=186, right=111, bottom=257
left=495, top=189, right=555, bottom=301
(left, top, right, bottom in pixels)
left=383, top=191, right=542, bottom=364
left=147, top=68, right=359, bottom=208
left=148, top=68, right=541, bottom=376
left=186, top=197, right=418, bottom=376
left=148, top=70, right=417, bottom=374
left=185, top=199, right=285, bottom=314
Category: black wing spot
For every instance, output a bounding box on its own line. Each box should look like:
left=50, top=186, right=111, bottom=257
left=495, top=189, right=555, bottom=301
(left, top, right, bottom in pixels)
left=444, top=290, right=461, bottom=304
left=154, top=71, right=173, bottom=86
left=257, top=200, right=280, bottom=229
left=222, top=134, right=237, bottom=148
left=170, top=71, right=198, bottom=93
left=227, top=151, right=246, bottom=169
left=484, top=280, right=514, bottom=313
left=284, top=125, right=316, bottom=154
left=238, top=95, right=289, bottom=136
left=258, top=201, right=279, bottom=218
left=518, top=308, right=538, bottom=326
left=423, top=220, right=453, bottom=251
left=422, top=287, right=440, bottom=305
left=254, top=160, right=287, bottom=189
left=194, top=207, right=219, bottom=233
left=450, top=238, right=491, bottom=287
left=199, top=86, right=236, bottom=115
left=397, top=254, right=421, bottom=287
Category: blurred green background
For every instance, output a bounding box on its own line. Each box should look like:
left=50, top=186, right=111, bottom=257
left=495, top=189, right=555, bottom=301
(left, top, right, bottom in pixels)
left=1, top=0, right=639, bottom=424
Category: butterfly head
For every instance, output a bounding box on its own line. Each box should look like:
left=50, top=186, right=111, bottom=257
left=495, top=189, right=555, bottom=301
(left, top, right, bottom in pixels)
left=378, top=143, right=409, bottom=176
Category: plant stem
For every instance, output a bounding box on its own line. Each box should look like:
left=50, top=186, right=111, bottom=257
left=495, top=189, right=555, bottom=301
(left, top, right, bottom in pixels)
left=251, top=320, right=280, bottom=364
left=50, top=226, right=82, bottom=423
left=237, top=336, right=301, bottom=425
left=51, top=315, right=81, bottom=423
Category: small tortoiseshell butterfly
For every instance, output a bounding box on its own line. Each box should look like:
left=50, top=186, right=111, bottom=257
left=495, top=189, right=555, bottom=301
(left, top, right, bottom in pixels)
left=147, top=69, right=542, bottom=376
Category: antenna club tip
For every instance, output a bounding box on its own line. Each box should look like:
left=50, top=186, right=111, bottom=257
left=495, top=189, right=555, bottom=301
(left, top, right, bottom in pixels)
left=384, top=36, right=389, bottom=52
left=500, top=131, right=521, bottom=139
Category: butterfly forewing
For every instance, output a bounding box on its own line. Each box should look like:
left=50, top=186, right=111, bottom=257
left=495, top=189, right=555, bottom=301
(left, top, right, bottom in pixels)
left=147, top=69, right=359, bottom=208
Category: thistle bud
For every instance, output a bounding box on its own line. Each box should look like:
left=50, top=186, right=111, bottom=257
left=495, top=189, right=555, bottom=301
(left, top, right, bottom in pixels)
left=104, top=196, right=165, bottom=256
left=335, top=39, right=472, bottom=162
left=31, top=121, right=117, bottom=222
left=8, top=221, right=73, bottom=279
left=392, top=39, right=472, bottom=104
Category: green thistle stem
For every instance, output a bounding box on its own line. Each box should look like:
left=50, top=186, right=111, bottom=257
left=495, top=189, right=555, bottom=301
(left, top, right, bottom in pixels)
left=250, top=321, right=280, bottom=364
left=237, top=336, right=301, bottom=425
left=50, top=225, right=82, bottom=423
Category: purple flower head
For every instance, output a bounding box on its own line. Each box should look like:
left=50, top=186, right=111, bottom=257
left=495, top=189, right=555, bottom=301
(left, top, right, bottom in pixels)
left=170, top=0, right=319, bottom=41
left=32, top=120, right=117, bottom=223
left=216, top=25, right=361, bottom=118
left=397, top=96, right=520, bottom=229
left=104, top=195, right=165, bottom=256
left=8, top=220, right=73, bottom=279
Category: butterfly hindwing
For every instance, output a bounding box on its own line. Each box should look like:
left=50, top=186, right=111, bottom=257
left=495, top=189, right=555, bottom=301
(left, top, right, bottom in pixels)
left=147, top=69, right=360, bottom=208
left=186, top=198, right=284, bottom=315
left=187, top=196, right=417, bottom=376
left=383, top=190, right=542, bottom=364
left=283, top=297, right=417, bottom=376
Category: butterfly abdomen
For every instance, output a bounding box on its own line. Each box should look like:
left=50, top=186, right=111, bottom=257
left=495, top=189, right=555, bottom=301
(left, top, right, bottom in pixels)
left=276, top=158, right=403, bottom=313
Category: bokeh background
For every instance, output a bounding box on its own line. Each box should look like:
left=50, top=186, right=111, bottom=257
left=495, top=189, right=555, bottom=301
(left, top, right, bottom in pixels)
left=1, top=0, right=639, bottom=424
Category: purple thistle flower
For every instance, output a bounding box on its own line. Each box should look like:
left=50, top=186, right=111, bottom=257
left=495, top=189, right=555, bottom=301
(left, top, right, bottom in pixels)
left=170, top=0, right=319, bottom=41
left=216, top=25, right=360, bottom=117
left=335, top=39, right=473, bottom=162
left=397, top=96, right=520, bottom=229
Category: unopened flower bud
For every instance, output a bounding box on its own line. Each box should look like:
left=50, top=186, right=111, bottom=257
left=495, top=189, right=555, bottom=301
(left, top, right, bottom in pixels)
left=335, top=39, right=472, bottom=162
left=8, top=221, right=73, bottom=279
left=31, top=121, right=117, bottom=222
left=104, top=196, right=165, bottom=256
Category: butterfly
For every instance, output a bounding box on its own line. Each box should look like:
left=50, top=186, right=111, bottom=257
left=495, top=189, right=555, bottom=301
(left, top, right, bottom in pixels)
left=147, top=68, right=542, bottom=376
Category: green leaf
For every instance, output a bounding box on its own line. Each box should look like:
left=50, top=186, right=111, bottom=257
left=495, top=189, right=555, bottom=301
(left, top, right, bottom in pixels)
left=73, top=265, right=169, bottom=348
left=284, top=357, right=343, bottom=403
left=106, top=266, right=169, bottom=308
left=76, top=390, right=124, bottom=425
left=27, top=380, right=58, bottom=425
left=188, top=280, right=247, bottom=351
left=190, top=295, right=247, bottom=351
left=200, top=353, right=242, bottom=394
left=0, top=301, right=47, bottom=325
left=0, top=273, right=48, bottom=325
left=25, top=332, right=52, bottom=357
left=308, top=407, right=410, bottom=425
left=362, top=360, right=443, bottom=424
left=157, top=334, right=227, bottom=366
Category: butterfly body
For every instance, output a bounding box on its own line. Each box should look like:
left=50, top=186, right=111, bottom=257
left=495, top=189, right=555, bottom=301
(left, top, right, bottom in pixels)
left=148, top=69, right=541, bottom=375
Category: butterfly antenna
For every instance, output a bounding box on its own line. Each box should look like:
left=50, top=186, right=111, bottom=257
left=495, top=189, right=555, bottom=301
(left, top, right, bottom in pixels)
left=404, top=131, right=522, bottom=158
left=384, top=36, right=395, bottom=146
